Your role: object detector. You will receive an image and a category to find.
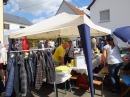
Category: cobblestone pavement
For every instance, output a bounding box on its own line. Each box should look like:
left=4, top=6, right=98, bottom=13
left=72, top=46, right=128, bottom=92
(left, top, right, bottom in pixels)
left=1, top=82, right=129, bottom=97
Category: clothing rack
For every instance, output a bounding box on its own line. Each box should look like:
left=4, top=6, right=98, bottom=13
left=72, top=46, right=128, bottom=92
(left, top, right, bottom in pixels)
left=9, top=48, right=58, bottom=97
left=10, top=48, right=53, bottom=53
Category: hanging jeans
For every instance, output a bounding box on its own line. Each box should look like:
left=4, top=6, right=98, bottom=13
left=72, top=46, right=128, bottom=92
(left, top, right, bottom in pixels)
left=108, top=63, right=123, bottom=91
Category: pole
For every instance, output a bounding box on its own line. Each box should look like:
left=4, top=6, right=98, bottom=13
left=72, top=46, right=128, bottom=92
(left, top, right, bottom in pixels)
left=0, top=0, right=4, bottom=43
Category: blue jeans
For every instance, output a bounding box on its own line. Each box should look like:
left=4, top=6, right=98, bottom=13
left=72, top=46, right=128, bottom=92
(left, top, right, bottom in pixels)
left=108, top=63, right=123, bottom=91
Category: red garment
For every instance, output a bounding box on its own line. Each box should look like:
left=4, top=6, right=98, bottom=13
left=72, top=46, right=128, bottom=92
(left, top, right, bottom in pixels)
left=0, top=62, right=3, bottom=69
left=22, top=37, right=30, bottom=50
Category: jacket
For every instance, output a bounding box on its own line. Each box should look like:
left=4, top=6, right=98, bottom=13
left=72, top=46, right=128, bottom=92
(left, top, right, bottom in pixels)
left=13, top=56, right=19, bottom=96
left=6, top=57, right=12, bottom=81
left=44, top=51, right=55, bottom=83
left=35, top=54, right=46, bottom=90
left=29, top=54, right=34, bottom=83
left=5, top=57, right=15, bottom=97
left=19, top=55, right=27, bottom=97
left=25, top=57, right=31, bottom=90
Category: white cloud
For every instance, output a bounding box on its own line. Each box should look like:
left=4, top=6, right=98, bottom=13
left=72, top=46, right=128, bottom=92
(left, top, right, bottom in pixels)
left=32, top=17, right=46, bottom=24
left=8, top=0, right=72, bottom=16
left=79, top=6, right=90, bottom=15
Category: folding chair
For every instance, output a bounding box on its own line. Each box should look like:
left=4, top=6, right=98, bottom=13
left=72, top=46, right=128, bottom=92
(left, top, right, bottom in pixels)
left=120, top=75, right=130, bottom=97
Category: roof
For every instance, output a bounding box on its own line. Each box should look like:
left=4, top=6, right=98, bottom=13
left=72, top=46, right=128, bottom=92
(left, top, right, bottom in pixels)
left=87, top=0, right=96, bottom=10
left=56, top=0, right=90, bottom=18
left=4, top=13, right=32, bottom=26
left=9, top=13, right=111, bottom=39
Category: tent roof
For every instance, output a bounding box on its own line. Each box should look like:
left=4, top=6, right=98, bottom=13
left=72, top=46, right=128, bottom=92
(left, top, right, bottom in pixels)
left=9, top=12, right=111, bottom=39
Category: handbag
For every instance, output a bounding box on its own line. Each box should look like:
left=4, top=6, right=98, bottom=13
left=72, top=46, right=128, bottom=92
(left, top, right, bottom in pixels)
left=64, top=46, right=71, bottom=57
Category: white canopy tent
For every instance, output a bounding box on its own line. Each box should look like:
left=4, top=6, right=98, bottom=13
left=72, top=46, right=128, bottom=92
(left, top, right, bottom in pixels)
left=9, top=12, right=111, bottom=39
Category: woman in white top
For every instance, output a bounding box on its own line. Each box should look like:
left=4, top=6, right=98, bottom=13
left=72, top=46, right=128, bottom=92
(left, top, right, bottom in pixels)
left=101, top=37, right=123, bottom=95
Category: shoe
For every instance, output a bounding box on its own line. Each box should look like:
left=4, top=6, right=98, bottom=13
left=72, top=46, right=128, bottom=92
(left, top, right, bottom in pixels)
left=108, top=89, right=117, bottom=95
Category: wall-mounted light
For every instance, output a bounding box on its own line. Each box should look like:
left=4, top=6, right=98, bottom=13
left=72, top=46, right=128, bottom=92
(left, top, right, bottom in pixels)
left=3, top=0, right=8, bottom=5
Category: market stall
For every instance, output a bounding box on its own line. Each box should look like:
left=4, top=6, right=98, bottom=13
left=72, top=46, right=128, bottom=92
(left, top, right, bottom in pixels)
left=9, top=12, right=111, bottom=97
left=67, top=54, right=101, bottom=75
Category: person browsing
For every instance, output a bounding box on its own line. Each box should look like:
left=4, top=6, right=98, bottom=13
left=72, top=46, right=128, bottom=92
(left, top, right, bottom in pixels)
left=53, top=42, right=69, bottom=66
left=64, top=41, right=74, bottom=65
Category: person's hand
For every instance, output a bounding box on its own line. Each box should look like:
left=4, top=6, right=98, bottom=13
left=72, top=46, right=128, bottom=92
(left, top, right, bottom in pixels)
left=99, top=61, right=103, bottom=65
left=2, top=75, right=6, bottom=81
left=104, top=62, right=107, bottom=67
left=99, top=61, right=102, bottom=65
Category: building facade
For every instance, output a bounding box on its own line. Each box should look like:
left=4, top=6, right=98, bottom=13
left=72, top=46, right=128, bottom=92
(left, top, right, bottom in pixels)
left=56, top=0, right=89, bottom=40
left=87, top=0, right=130, bottom=47
left=3, top=13, right=32, bottom=44
left=4, top=13, right=32, bottom=32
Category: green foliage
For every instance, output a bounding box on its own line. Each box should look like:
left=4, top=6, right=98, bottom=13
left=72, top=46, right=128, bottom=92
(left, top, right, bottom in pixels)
left=28, top=38, right=69, bottom=47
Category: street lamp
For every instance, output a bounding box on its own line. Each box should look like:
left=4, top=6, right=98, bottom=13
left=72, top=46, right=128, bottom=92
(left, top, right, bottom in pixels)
left=3, top=0, right=8, bottom=5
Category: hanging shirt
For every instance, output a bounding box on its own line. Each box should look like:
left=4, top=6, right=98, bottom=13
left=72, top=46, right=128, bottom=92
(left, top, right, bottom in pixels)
left=0, top=47, right=7, bottom=64
left=22, top=37, right=30, bottom=50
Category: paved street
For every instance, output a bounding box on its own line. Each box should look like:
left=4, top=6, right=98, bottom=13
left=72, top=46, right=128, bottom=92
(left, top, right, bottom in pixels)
left=1, top=82, right=128, bottom=97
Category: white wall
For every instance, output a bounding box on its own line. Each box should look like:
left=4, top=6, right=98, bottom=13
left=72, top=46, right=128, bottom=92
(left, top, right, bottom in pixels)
left=0, top=0, right=4, bottom=43
left=4, top=21, right=30, bottom=44
left=90, top=0, right=130, bottom=47
left=56, top=1, right=77, bottom=15
left=4, top=21, right=28, bottom=31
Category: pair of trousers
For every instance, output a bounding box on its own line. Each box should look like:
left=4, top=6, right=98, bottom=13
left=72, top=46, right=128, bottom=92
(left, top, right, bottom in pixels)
left=108, top=63, right=123, bottom=91
left=64, top=57, right=73, bottom=65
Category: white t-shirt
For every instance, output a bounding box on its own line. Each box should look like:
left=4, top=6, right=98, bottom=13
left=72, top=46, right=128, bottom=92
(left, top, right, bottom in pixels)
left=104, top=44, right=123, bottom=64
left=66, top=46, right=74, bottom=58
left=50, top=41, right=55, bottom=47
left=72, top=41, right=76, bottom=47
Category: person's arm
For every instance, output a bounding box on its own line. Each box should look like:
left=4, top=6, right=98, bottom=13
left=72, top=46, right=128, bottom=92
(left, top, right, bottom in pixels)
left=60, top=57, right=64, bottom=65
left=59, top=48, right=65, bottom=65
left=100, top=48, right=107, bottom=66
left=1, top=69, right=6, bottom=80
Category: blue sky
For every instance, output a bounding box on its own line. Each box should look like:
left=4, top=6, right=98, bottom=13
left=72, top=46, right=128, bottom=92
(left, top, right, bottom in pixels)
left=4, top=0, right=92, bottom=24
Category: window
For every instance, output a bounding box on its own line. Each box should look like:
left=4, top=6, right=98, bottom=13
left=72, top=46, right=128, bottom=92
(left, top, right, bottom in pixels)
left=100, top=10, right=110, bottom=22
left=4, top=24, right=10, bottom=30
left=20, top=26, right=25, bottom=29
